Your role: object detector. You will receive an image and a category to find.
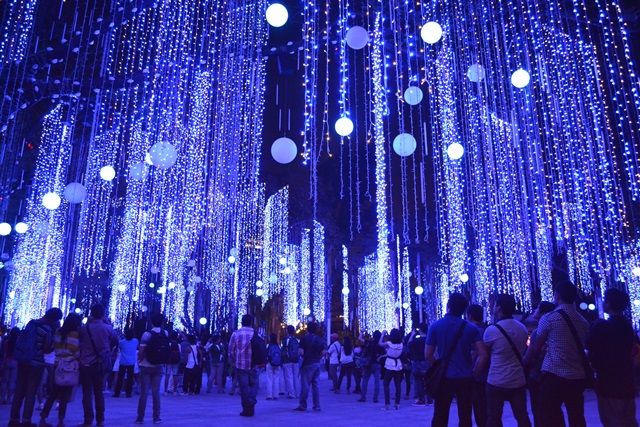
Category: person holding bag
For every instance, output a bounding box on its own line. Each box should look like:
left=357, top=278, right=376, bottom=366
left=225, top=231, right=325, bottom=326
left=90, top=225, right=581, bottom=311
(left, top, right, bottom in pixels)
left=39, top=313, right=82, bottom=427
left=78, top=304, right=118, bottom=427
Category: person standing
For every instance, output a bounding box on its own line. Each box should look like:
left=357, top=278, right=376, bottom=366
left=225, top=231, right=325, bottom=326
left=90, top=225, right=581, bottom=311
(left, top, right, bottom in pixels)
left=135, top=313, right=167, bottom=424
left=266, top=333, right=282, bottom=400
left=357, top=330, right=382, bottom=403
left=206, top=335, right=225, bottom=394
left=531, top=281, right=589, bottom=427
left=281, top=325, right=300, bottom=399
left=182, top=335, right=200, bottom=395
left=78, top=304, right=118, bottom=427
left=379, top=329, right=404, bottom=410
left=467, top=304, right=488, bottom=427
left=408, top=322, right=430, bottom=406
left=425, top=293, right=488, bottom=427
left=483, top=294, right=531, bottom=427
left=293, top=322, right=325, bottom=412
left=228, top=314, right=259, bottom=417
left=523, top=301, right=556, bottom=427
left=9, top=308, right=62, bottom=427
left=0, top=328, right=20, bottom=405
left=336, top=336, right=355, bottom=394
left=38, top=313, right=82, bottom=427
left=327, top=333, right=341, bottom=391
left=114, top=328, right=138, bottom=398
left=586, top=288, right=638, bottom=427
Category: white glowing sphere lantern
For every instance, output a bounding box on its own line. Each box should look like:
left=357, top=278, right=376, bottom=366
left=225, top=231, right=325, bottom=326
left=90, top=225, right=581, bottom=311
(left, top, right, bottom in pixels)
left=271, top=137, right=297, bottom=164
left=342, top=287, right=350, bottom=295
left=421, top=21, right=443, bottom=44
left=149, top=142, right=178, bottom=169
left=467, top=64, right=486, bottom=82
left=303, top=308, right=311, bottom=316
left=266, top=3, right=288, bottom=27
left=117, top=285, right=126, bottom=292
left=511, top=68, right=531, bottom=88
left=403, top=86, right=423, bottom=106
left=415, top=286, right=424, bottom=295
left=0, top=223, right=11, bottom=236
left=129, top=162, right=148, bottom=181
left=459, top=273, right=469, bottom=283
left=256, top=289, right=264, bottom=297
left=99, top=165, right=116, bottom=181
left=42, top=192, right=61, bottom=210
left=633, top=267, right=640, bottom=277
left=256, top=280, right=263, bottom=288
left=393, top=133, right=417, bottom=157
left=199, top=317, right=207, bottom=325
left=193, top=276, right=202, bottom=283
left=345, top=26, right=369, bottom=50
left=14, top=222, right=28, bottom=234
left=447, top=142, right=464, bottom=160
left=335, top=117, right=354, bottom=137
left=63, top=183, right=86, bottom=203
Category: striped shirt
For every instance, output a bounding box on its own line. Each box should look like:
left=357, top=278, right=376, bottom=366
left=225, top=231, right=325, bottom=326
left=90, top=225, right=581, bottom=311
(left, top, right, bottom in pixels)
left=54, top=330, right=80, bottom=365
left=229, top=327, right=254, bottom=370
left=537, top=304, right=589, bottom=380
left=31, top=321, right=53, bottom=367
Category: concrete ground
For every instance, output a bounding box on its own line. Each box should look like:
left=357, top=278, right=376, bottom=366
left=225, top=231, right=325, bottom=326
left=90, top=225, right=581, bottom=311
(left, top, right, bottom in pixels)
left=0, top=372, right=634, bottom=426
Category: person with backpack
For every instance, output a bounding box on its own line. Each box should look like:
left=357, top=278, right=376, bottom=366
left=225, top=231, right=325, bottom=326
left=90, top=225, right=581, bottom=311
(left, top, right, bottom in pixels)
left=281, top=325, right=300, bottom=399
left=9, top=308, right=62, bottom=427
left=163, top=331, right=181, bottom=395
left=266, top=333, right=281, bottom=400
left=38, top=313, right=82, bottom=427
left=357, top=330, right=383, bottom=403
left=206, top=334, right=226, bottom=394
left=78, top=304, right=118, bottom=427
left=135, top=312, right=168, bottom=424
left=379, top=329, right=405, bottom=410
left=182, top=335, right=201, bottom=395
left=228, top=314, right=263, bottom=417
left=293, top=321, right=326, bottom=412
left=114, top=327, right=138, bottom=398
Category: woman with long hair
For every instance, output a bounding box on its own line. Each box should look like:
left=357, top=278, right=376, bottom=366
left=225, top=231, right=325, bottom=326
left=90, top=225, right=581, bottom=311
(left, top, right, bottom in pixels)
left=39, top=313, right=82, bottom=427
left=336, top=336, right=355, bottom=394
left=379, top=329, right=404, bottom=410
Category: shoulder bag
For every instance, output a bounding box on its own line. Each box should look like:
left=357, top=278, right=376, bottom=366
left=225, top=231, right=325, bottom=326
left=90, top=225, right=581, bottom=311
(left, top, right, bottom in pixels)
left=493, top=323, right=528, bottom=384
left=54, top=337, right=79, bottom=386
left=424, top=320, right=467, bottom=397
left=86, top=323, right=112, bottom=375
left=557, top=309, right=594, bottom=388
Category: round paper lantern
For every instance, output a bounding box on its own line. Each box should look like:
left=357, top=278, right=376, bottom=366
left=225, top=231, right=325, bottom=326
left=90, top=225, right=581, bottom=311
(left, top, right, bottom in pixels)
left=168, top=282, right=176, bottom=289
left=279, top=257, right=287, bottom=265
left=99, top=165, right=116, bottom=181
left=303, top=308, right=311, bottom=316
left=334, top=117, right=354, bottom=137
left=421, top=21, right=443, bottom=44
left=129, top=162, right=148, bottom=181
left=63, top=182, right=86, bottom=203
left=149, top=142, right=178, bottom=169
left=271, top=137, right=297, bottom=164
left=269, top=273, right=277, bottom=284
left=459, top=273, right=469, bottom=283
left=0, top=223, right=11, bottom=236
left=199, top=317, right=207, bottom=325
left=511, top=68, right=530, bottom=88
left=633, top=267, right=640, bottom=277
left=342, top=287, right=350, bottom=295
left=141, top=306, right=148, bottom=313
left=150, top=265, right=159, bottom=274
left=117, top=285, right=126, bottom=292
left=228, top=256, right=236, bottom=264
left=42, top=192, right=61, bottom=210
left=402, top=302, right=410, bottom=309
left=186, top=259, right=196, bottom=267
left=14, top=222, right=28, bottom=234
left=266, top=3, right=288, bottom=27
left=393, top=133, right=417, bottom=157
left=447, top=142, right=464, bottom=160
left=256, top=289, right=264, bottom=297
left=403, top=86, right=423, bottom=105
left=193, top=276, right=202, bottom=283
left=467, top=64, right=485, bottom=82
left=149, top=282, right=155, bottom=288
left=256, top=280, right=263, bottom=288
left=284, top=267, right=291, bottom=274
left=345, top=26, right=369, bottom=50
left=579, top=302, right=588, bottom=310
left=187, top=285, right=194, bottom=292
left=415, top=286, right=424, bottom=295
left=229, top=267, right=236, bottom=274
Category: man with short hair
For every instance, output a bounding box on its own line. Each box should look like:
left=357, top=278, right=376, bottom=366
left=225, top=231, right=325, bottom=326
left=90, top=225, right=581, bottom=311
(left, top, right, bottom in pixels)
left=281, top=325, right=300, bottom=399
left=228, top=314, right=259, bottom=417
left=293, top=322, right=325, bottom=412
left=532, top=281, right=588, bottom=427
left=425, top=293, right=488, bottom=427
left=408, top=322, right=430, bottom=406
left=483, top=294, right=531, bottom=427
left=135, top=313, right=167, bottom=424
left=78, top=304, right=118, bottom=427
left=586, top=288, right=638, bottom=427
left=9, top=308, right=62, bottom=427
left=467, top=304, right=488, bottom=427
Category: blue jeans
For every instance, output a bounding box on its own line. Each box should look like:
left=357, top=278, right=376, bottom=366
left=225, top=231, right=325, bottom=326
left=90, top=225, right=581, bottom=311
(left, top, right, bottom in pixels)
left=80, top=364, right=105, bottom=425
left=486, top=383, right=531, bottom=427
left=299, top=363, right=320, bottom=410
left=137, top=365, right=163, bottom=421
left=9, top=362, right=44, bottom=424
left=360, top=363, right=380, bottom=401
left=236, top=368, right=259, bottom=414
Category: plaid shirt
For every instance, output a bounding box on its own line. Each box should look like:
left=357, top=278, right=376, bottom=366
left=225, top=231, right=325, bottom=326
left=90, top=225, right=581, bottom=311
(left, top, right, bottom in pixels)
left=537, top=304, right=589, bottom=380
left=229, top=326, right=254, bottom=370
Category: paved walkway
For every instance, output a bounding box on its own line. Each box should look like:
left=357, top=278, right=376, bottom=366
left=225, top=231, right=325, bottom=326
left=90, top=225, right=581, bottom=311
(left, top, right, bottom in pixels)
left=0, top=372, right=632, bottom=426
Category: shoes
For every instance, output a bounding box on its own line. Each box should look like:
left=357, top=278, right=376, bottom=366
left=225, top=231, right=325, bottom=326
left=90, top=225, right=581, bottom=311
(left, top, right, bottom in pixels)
left=239, top=411, right=254, bottom=417
left=373, top=399, right=379, bottom=403
left=381, top=405, right=389, bottom=411
left=266, top=397, right=273, bottom=401
left=38, top=419, right=54, bottom=427
left=286, top=395, right=295, bottom=399
left=153, top=418, right=163, bottom=424
left=334, top=390, right=340, bottom=394
left=412, top=401, right=426, bottom=406
left=134, top=419, right=143, bottom=424
left=356, top=398, right=366, bottom=402
left=96, top=422, right=105, bottom=427
left=113, top=395, right=120, bottom=398
left=312, top=407, right=321, bottom=413
left=394, top=404, right=399, bottom=410
left=292, top=407, right=306, bottom=412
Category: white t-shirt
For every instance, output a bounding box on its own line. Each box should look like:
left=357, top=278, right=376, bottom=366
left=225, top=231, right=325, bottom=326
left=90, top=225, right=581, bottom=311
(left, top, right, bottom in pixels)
left=483, top=319, right=528, bottom=388
left=383, top=343, right=404, bottom=371
left=327, top=342, right=342, bottom=365
left=340, top=348, right=354, bottom=364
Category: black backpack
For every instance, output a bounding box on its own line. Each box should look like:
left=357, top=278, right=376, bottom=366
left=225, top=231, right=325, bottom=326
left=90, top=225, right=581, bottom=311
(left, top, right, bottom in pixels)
left=250, top=332, right=268, bottom=367
left=145, top=330, right=171, bottom=365
left=167, top=340, right=181, bottom=365
left=283, top=336, right=300, bottom=363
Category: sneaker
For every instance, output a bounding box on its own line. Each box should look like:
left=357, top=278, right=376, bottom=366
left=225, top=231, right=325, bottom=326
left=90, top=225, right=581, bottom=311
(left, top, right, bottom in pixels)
left=381, top=405, right=389, bottom=411
left=356, top=398, right=366, bottom=402
left=394, top=404, right=399, bottom=410
left=312, top=407, right=321, bottom=412
left=412, top=401, right=426, bottom=406
left=292, top=407, right=306, bottom=412
left=153, top=418, right=163, bottom=424
left=134, top=419, right=143, bottom=424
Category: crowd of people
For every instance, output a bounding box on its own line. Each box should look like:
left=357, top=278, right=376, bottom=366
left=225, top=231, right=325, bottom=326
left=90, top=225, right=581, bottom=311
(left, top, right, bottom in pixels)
left=1, top=280, right=639, bottom=427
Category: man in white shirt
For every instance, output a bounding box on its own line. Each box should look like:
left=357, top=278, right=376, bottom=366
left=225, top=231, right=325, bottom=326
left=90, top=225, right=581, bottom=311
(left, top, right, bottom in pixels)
left=327, top=334, right=341, bottom=391
left=135, top=313, right=167, bottom=425
left=483, top=294, right=531, bottom=427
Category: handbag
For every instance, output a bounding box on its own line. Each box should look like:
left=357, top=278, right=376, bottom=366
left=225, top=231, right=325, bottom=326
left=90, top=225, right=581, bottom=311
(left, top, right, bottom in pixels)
left=424, top=320, right=467, bottom=398
left=54, top=357, right=80, bottom=386
left=86, top=323, right=112, bottom=375
left=493, top=323, right=528, bottom=384
left=557, top=310, right=594, bottom=388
